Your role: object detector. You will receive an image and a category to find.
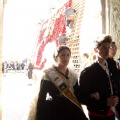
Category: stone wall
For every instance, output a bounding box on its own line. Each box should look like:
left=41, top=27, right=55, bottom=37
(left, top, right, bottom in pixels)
left=66, top=0, right=103, bottom=73
left=66, top=0, right=86, bottom=73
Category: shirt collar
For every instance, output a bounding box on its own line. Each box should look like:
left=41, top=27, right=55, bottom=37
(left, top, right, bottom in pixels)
left=98, top=61, right=108, bottom=71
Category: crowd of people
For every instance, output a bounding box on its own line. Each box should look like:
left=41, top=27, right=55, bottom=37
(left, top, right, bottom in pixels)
left=2, top=61, right=26, bottom=76
left=2, top=60, right=35, bottom=82
left=27, top=34, right=120, bottom=120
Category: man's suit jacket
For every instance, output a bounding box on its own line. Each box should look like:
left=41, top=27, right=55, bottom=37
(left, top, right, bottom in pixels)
left=107, top=58, right=120, bottom=117
left=77, top=62, right=118, bottom=115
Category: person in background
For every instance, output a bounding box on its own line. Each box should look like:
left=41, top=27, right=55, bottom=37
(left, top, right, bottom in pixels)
left=2, top=61, right=7, bottom=76
left=117, top=56, right=120, bottom=69
left=80, top=53, right=89, bottom=72
left=35, top=46, right=88, bottom=120
left=107, top=42, right=120, bottom=119
left=28, top=62, right=33, bottom=79
left=14, top=62, right=18, bottom=73
left=2, top=62, right=5, bottom=76
left=21, top=62, right=25, bottom=73
left=107, top=41, right=118, bottom=70
left=77, top=35, right=119, bottom=120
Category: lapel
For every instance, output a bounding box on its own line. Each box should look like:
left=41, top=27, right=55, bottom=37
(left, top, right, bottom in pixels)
left=93, top=62, right=109, bottom=77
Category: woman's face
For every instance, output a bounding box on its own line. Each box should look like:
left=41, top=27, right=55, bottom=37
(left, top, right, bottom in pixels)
left=56, top=49, right=71, bottom=67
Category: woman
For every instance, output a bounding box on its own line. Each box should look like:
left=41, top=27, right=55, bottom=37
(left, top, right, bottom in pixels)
left=36, top=46, right=87, bottom=120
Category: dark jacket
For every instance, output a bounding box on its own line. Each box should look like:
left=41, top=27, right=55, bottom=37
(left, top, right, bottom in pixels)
left=36, top=67, right=88, bottom=120
left=107, top=58, right=120, bottom=117
left=77, top=62, right=118, bottom=116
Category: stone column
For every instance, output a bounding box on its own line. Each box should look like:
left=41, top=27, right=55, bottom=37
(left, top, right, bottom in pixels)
left=107, top=0, right=120, bottom=59
left=101, top=0, right=106, bottom=34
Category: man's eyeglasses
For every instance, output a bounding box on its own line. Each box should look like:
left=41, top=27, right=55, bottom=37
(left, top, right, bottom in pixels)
left=110, top=47, right=118, bottom=50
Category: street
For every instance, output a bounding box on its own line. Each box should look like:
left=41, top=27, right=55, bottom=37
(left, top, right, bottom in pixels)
left=2, top=72, right=88, bottom=120
left=2, top=72, right=39, bottom=120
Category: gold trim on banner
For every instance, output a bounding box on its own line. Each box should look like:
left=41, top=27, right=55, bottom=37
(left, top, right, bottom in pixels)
left=44, top=67, right=84, bottom=112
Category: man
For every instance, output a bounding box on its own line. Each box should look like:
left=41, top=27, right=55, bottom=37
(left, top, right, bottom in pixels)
left=107, top=42, right=120, bottom=119
left=77, top=35, right=119, bottom=120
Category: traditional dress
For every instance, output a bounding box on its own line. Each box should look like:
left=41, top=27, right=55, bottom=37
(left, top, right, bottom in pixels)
left=35, top=65, right=87, bottom=120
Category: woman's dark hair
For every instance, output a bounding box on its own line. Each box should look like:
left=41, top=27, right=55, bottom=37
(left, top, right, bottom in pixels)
left=94, top=35, right=112, bottom=48
left=53, top=46, right=71, bottom=61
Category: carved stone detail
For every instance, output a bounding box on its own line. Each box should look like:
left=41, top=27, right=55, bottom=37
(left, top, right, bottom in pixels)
left=109, top=0, right=120, bottom=58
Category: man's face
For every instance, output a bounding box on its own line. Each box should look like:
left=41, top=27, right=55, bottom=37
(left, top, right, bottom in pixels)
left=109, top=43, right=117, bottom=58
left=95, top=42, right=110, bottom=60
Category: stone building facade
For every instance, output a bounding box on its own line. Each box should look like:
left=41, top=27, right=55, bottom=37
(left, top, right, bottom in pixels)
left=66, top=0, right=120, bottom=72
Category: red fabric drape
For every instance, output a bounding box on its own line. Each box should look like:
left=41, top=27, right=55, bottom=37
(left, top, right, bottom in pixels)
left=34, top=0, right=72, bottom=69
left=52, top=15, right=66, bottom=46
left=37, top=28, right=46, bottom=45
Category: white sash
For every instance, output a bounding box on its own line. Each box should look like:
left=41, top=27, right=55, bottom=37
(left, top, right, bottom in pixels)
left=44, top=67, right=84, bottom=112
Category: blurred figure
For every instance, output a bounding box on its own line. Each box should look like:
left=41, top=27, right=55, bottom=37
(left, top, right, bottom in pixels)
left=107, top=42, right=120, bottom=119
left=10, top=62, right=15, bottom=73
left=14, top=62, right=18, bottom=73
left=107, top=42, right=118, bottom=68
left=117, top=56, right=120, bottom=69
left=80, top=53, right=89, bottom=72
left=21, top=62, right=25, bottom=73
left=28, top=62, right=33, bottom=79
left=2, top=61, right=7, bottom=76
left=2, top=62, right=5, bottom=76
left=108, top=42, right=117, bottom=58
